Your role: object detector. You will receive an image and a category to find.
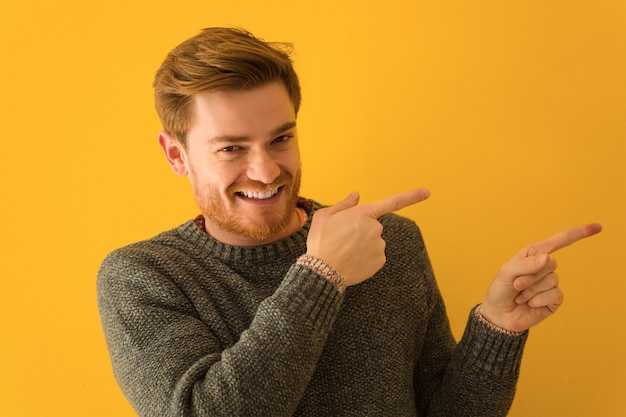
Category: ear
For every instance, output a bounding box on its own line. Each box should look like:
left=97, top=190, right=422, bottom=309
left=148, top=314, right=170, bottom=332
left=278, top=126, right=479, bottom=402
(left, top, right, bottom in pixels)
left=158, top=131, right=188, bottom=176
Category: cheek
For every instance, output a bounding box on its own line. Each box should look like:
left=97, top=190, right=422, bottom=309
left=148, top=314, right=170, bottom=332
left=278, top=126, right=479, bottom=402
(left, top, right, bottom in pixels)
left=193, top=163, right=245, bottom=194
left=282, top=149, right=301, bottom=175
left=187, top=162, right=215, bottom=190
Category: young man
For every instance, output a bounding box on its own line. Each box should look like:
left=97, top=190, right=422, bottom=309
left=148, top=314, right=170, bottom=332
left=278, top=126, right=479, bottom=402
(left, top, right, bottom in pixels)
left=97, top=27, right=601, bottom=417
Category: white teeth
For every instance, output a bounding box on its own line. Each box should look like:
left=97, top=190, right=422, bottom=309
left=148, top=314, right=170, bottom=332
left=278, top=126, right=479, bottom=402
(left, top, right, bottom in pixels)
left=239, top=189, right=278, bottom=200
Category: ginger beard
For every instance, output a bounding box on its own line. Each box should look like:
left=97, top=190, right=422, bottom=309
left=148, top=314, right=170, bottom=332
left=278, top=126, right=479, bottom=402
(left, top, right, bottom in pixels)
left=191, top=167, right=302, bottom=242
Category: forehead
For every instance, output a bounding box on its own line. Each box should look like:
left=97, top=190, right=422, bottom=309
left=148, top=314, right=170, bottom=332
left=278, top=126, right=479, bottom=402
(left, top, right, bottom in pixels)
left=190, top=82, right=296, bottom=136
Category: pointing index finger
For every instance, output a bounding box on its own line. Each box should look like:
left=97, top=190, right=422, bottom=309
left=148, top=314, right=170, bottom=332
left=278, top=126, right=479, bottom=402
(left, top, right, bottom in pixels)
left=367, top=188, right=431, bottom=219
left=527, top=223, right=603, bottom=256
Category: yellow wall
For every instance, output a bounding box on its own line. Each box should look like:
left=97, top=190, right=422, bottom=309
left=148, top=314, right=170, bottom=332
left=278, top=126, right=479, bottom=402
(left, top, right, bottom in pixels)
left=1, top=1, right=624, bottom=416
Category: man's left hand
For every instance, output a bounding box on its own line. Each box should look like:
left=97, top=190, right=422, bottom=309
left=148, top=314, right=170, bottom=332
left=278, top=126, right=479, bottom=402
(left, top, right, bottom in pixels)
left=479, top=223, right=602, bottom=333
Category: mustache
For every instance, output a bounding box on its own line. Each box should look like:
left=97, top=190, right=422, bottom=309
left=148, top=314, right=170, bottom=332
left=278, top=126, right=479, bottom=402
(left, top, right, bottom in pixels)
left=228, top=173, right=293, bottom=194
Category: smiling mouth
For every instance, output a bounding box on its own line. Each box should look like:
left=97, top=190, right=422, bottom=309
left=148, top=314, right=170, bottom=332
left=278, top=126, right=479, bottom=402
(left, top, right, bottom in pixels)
left=236, top=187, right=280, bottom=200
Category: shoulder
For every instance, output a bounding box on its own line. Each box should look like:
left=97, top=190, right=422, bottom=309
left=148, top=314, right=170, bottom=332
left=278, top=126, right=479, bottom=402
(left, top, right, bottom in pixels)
left=97, top=221, right=198, bottom=290
left=102, top=223, right=190, bottom=263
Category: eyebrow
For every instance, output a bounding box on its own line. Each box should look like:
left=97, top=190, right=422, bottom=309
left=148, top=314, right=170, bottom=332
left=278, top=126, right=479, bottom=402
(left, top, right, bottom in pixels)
left=209, top=121, right=297, bottom=144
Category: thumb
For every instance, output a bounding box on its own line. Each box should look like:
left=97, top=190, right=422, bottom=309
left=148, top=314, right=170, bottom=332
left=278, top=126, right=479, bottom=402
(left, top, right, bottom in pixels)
left=324, top=191, right=360, bottom=215
left=501, top=253, right=550, bottom=280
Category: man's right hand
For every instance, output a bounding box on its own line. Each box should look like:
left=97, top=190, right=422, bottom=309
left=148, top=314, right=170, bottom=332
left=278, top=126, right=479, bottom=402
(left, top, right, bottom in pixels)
left=306, top=189, right=430, bottom=287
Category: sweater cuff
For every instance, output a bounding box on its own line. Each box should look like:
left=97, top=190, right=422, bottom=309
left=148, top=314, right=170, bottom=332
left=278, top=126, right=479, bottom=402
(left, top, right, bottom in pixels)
left=459, top=305, right=529, bottom=378
left=296, top=254, right=346, bottom=293
left=272, top=263, right=345, bottom=333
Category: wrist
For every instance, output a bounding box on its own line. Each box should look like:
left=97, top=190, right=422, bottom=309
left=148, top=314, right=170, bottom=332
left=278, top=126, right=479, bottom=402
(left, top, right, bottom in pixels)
left=297, top=254, right=346, bottom=293
left=475, top=305, right=525, bottom=337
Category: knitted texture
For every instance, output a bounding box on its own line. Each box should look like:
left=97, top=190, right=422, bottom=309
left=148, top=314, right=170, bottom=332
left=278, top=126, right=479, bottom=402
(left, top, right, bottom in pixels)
left=97, top=199, right=527, bottom=417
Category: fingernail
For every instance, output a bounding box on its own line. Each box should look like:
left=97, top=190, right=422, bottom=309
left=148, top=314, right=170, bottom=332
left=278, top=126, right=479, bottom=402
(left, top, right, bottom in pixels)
left=537, top=253, right=548, bottom=265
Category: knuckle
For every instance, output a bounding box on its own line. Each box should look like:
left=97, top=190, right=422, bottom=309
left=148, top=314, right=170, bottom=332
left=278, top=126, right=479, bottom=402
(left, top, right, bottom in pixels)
left=525, top=245, right=540, bottom=257
left=513, top=276, right=527, bottom=291
left=548, top=272, right=559, bottom=286
left=523, top=286, right=537, bottom=299
left=551, top=258, right=558, bottom=270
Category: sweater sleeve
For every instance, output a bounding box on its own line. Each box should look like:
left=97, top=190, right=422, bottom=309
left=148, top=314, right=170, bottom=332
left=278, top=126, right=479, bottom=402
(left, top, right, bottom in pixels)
left=416, top=272, right=527, bottom=416
left=97, top=250, right=343, bottom=417
left=426, top=308, right=528, bottom=416
left=397, top=216, right=527, bottom=417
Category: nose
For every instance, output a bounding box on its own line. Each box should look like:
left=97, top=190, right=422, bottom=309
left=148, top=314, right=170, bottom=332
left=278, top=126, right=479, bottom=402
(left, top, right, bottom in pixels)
left=246, top=150, right=281, bottom=184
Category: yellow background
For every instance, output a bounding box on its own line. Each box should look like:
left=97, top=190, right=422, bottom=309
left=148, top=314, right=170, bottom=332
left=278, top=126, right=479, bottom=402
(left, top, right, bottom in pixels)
left=1, top=1, right=624, bottom=416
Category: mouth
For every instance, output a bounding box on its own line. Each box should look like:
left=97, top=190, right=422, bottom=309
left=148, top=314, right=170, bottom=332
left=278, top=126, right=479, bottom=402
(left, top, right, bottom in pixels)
left=235, top=186, right=281, bottom=201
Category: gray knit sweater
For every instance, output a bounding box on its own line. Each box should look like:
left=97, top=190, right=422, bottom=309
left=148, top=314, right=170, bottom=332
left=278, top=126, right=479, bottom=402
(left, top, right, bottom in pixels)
left=97, top=199, right=527, bottom=417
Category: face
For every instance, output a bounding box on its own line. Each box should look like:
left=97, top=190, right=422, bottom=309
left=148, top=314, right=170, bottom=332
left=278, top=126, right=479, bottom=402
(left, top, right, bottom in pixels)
left=159, top=81, right=302, bottom=246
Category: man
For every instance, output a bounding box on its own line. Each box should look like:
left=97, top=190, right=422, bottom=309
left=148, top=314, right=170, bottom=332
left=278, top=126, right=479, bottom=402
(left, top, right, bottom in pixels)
left=97, top=27, right=601, bottom=417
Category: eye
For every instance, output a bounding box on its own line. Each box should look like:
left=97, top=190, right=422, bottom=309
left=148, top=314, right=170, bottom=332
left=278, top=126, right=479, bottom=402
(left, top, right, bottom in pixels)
left=271, top=134, right=293, bottom=145
left=219, top=145, right=242, bottom=153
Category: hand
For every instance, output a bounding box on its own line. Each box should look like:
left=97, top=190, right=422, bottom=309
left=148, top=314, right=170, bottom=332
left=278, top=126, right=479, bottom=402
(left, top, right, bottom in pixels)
left=480, top=223, right=603, bottom=333
left=306, top=189, right=430, bottom=286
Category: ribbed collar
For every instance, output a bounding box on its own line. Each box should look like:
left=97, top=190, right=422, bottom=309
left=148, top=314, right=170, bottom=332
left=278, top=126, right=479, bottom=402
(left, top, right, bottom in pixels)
left=175, top=198, right=319, bottom=267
